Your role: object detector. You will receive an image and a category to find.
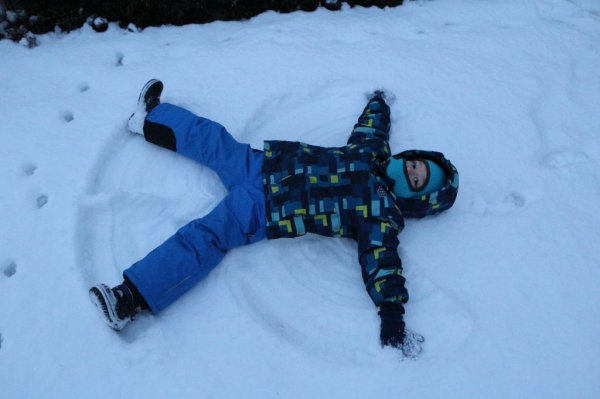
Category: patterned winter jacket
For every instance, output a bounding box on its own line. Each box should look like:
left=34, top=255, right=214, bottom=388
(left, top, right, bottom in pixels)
left=263, top=101, right=408, bottom=305
left=261, top=98, right=459, bottom=307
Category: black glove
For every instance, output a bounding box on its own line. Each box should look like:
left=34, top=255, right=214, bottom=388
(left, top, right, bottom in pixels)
left=370, top=90, right=387, bottom=101
left=379, top=302, right=425, bottom=359
left=378, top=302, right=406, bottom=348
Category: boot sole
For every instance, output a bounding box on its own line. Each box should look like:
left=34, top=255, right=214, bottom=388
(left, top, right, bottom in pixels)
left=89, top=284, right=126, bottom=331
left=128, top=79, right=163, bottom=135
left=138, top=79, right=163, bottom=112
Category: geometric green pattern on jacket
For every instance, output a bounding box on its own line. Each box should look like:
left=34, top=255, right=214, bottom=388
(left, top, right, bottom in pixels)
left=261, top=97, right=409, bottom=306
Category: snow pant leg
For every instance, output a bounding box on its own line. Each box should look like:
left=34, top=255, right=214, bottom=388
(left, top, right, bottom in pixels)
left=123, top=180, right=267, bottom=314
left=143, top=103, right=260, bottom=189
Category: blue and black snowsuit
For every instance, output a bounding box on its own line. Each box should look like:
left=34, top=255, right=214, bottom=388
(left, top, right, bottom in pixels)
left=124, top=97, right=458, bottom=314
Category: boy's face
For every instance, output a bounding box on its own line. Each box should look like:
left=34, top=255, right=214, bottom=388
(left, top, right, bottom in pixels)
left=404, top=159, right=429, bottom=191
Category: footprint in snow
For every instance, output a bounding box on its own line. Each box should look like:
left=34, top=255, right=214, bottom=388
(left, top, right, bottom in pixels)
left=61, top=111, right=74, bottom=123
left=504, top=191, right=526, bottom=208
left=78, top=83, right=90, bottom=93
left=37, top=195, right=48, bottom=209
left=3, top=261, right=17, bottom=278
left=22, top=163, right=37, bottom=176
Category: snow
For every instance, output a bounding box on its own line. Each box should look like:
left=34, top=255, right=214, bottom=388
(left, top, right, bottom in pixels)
left=1, top=0, right=600, bottom=397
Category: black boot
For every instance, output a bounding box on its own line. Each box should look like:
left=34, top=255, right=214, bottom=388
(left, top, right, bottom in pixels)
left=89, top=283, right=140, bottom=331
left=128, top=79, right=164, bottom=135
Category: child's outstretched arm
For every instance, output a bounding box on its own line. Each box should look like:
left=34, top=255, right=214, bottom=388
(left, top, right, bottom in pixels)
left=347, top=92, right=391, bottom=148
left=357, top=218, right=424, bottom=357
left=357, top=218, right=408, bottom=310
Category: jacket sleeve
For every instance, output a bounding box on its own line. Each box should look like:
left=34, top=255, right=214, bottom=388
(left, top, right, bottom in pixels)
left=357, top=218, right=409, bottom=306
left=347, top=97, right=391, bottom=148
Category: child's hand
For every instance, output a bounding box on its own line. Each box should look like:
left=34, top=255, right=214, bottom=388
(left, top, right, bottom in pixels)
left=378, top=302, right=405, bottom=347
left=378, top=302, right=425, bottom=359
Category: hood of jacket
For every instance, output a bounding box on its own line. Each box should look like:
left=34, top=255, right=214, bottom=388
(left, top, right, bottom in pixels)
left=388, top=150, right=459, bottom=219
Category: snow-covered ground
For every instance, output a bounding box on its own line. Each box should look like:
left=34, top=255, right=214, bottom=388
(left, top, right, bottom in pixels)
left=1, top=0, right=600, bottom=397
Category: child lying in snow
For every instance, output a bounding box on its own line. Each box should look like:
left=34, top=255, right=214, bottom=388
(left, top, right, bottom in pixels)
left=89, top=80, right=459, bottom=358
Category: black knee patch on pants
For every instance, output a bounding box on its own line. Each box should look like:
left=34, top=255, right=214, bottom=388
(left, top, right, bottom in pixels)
left=144, top=120, right=177, bottom=151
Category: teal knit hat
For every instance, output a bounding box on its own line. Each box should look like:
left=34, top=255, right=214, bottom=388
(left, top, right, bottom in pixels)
left=387, top=157, right=446, bottom=199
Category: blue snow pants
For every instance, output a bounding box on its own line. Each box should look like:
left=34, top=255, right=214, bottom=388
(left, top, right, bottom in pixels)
left=123, top=103, right=267, bottom=314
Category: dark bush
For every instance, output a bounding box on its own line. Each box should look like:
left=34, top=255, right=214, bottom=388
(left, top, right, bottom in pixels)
left=1, top=0, right=405, bottom=43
